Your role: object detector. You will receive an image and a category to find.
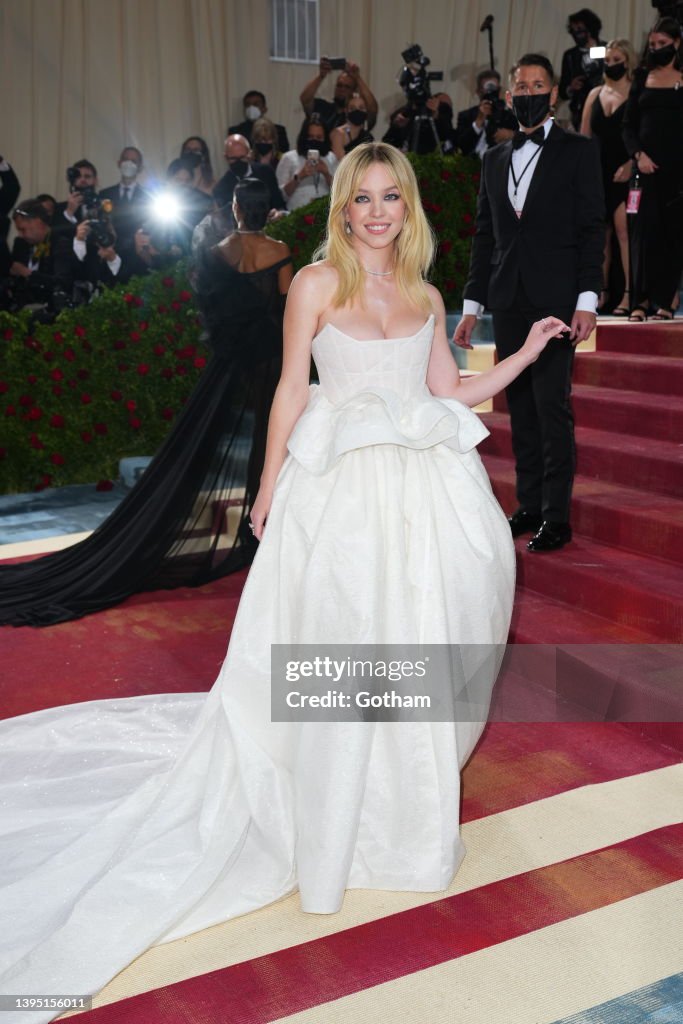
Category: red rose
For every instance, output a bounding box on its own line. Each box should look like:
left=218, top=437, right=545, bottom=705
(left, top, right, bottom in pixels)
left=52, top=386, right=63, bottom=397
left=117, top=363, right=129, bottom=372
left=50, top=452, right=65, bottom=465
left=296, top=230, right=307, bottom=240
left=2, top=328, right=13, bottom=341
left=136, top=363, right=150, bottom=375
left=153, top=344, right=166, bottom=356
left=77, top=369, right=89, bottom=380
left=161, top=407, right=174, bottom=420
left=111, top=390, right=122, bottom=401
left=50, top=414, right=65, bottom=427
left=64, top=348, right=76, bottom=362
left=129, top=331, right=141, bottom=343
left=24, top=337, right=40, bottom=351
left=81, top=393, right=92, bottom=404
left=441, top=169, right=453, bottom=182
left=94, top=422, right=108, bottom=435
left=161, top=367, right=173, bottom=379
left=175, top=364, right=187, bottom=376
left=82, top=340, right=93, bottom=353
left=444, top=280, right=457, bottom=291
left=81, top=431, right=93, bottom=444
left=28, top=407, right=42, bottom=421
left=19, top=395, right=33, bottom=407
left=0, top=382, right=7, bottom=394
left=178, top=290, right=192, bottom=302
left=303, top=214, right=315, bottom=225
left=125, top=399, right=136, bottom=411
left=463, top=212, right=473, bottom=224
left=27, top=374, right=38, bottom=384
left=440, top=240, right=453, bottom=255
left=5, top=405, right=16, bottom=416
left=157, top=304, right=168, bottom=313
left=74, top=325, right=86, bottom=337
left=292, top=245, right=300, bottom=256
left=113, top=339, right=126, bottom=350
left=139, top=320, right=149, bottom=331
left=96, top=479, right=114, bottom=491
left=50, top=368, right=64, bottom=381
left=30, top=433, right=44, bottom=449
left=123, top=293, right=135, bottom=304
left=193, top=356, right=206, bottom=369
left=129, top=415, right=142, bottom=429
left=132, top=296, right=144, bottom=308
left=67, top=379, right=78, bottom=388
left=53, top=331, right=64, bottom=344
left=162, top=276, right=175, bottom=288
left=170, top=300, right=181, bottom=311
left=43, top=351, right=55, bottom=362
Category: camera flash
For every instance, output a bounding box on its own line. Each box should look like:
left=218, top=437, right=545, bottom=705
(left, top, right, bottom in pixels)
left=589, top=46, right=606, bottom=59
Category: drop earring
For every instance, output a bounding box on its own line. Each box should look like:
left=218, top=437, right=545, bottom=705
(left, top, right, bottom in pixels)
left=344, top=221, right=352, bottom=235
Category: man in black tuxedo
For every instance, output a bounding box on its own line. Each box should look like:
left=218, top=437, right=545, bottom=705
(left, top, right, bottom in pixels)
left=213, top=134, right=286, bottom=218
left=99, top=147, right=152, bottom=254
left=455, top=70, right=517, bottom=158
left=228, top=90, right=290, bottom=154
left=454, top=54, right=604, bottom=552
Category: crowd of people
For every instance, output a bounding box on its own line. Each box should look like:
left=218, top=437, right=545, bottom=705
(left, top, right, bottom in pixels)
left=0, top=9, right=681, bottom=322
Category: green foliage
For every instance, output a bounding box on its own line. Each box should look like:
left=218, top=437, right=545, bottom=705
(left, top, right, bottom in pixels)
left=0, top=153, right=479, bottom=495
left=0, top=267, right=207, bottom=495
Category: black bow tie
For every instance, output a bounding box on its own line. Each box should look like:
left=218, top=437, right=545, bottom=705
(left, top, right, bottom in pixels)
left=512, top=128, right=545, bottom=150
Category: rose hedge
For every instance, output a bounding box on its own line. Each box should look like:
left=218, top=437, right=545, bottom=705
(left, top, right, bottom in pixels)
left=0, top=152, right=479, bottom=495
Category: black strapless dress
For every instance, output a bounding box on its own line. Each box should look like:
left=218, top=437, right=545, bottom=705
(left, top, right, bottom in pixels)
left=0, top=253, right=291, bottom=626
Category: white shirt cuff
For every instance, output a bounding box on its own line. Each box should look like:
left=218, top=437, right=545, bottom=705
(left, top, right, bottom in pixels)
left=471, top=121, right=484, bottom=135
left=64, top=211, right=77, bottom=224
left=462, top=299, right=484, bottom=318
left=0, top=159, right=10, bottom=172
left=73, top=238, right=87, bottom=261
left=576, top=291, right=598, bottom=314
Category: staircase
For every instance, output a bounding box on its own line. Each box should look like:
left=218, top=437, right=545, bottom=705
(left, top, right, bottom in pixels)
left=479, top=321, right=683, bottom=738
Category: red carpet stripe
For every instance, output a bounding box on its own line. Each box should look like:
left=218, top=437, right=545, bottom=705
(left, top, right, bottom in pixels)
left=78, top=823, right=683, bottom=1024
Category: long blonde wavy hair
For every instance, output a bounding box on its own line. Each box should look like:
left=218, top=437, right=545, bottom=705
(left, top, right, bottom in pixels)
left=314, top=142, right=435, bottom=312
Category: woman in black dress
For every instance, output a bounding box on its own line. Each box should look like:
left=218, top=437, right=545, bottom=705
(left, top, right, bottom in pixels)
left=581, top=38, right=637, bottom=316
left=0, top=179, right=293, bottom=626
left=622, top=17, right=683, bottom=321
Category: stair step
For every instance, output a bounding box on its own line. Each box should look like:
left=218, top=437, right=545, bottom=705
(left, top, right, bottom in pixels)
left=596, top=321, right=682, bottom=358
left=574, top=351, right=683, bottom=395
left=572, top=384, right=683, bottom=441
left=481, top=412, right=683, bottom=500
left=511, top=586, right=662, bottom=644
left=513, top=535, right=682, bottom=641
left=483, top=456, right=683, bottom=567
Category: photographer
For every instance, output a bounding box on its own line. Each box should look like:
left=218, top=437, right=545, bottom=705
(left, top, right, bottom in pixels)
left=55, top=159, right=99, bottom=229
left=300, top=57, right=378, bottom=134
left=455, top=70, right=518, bottom=157
left=70, top=216, right=127, bottom=289
left=0, top=156, right=21, bottom=277
left=2, top=200, right=73, bottom=313
left=277, top=115, right=337, bottom=210
left=560, top=8, right=606, bottom=130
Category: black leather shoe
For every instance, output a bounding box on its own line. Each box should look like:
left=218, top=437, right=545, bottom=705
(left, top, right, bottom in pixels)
left=527, top=521, right=572, bottom=552
left=508, top=509, right=543, bottom=537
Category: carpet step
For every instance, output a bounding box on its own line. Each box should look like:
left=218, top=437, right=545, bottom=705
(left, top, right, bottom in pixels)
left=574, top=351, right=683, bottom=395
left=483, top=456, right=683, bottom=567
left=596, top=321, right=682, bottom=358
left=514, top=536, right=682, bottom=641
left=572, top=384, right=683, bottom=441
left=510, top=586, right=663, bottom=644
left=481, top=412, right=683, bottom=500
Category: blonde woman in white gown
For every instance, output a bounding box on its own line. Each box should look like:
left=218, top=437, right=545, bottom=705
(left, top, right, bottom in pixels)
left=0, top=143, right=567, bottom=1021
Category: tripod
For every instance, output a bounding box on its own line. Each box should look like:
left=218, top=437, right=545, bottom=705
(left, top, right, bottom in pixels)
left=407, top=102, right=442, bottom=155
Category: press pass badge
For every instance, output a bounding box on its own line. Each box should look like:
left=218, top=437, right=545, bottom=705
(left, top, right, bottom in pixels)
left=627, top=172, right=641, bottom=215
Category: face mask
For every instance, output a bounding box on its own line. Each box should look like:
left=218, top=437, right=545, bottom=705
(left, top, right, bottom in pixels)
left=604, top=62, right=627, bottom=81
left=437, top=102, right=453, bottom=121
left=571, top=29, right=588, bottom=46
left=647, top=43, right=677, bottom=68
left=228, top=159, right=249, bottom=177
left=120, top=160, right=139, bottom=178
left=182, top=151, right=203, bottom=169
left=245, top=104, right=262, bottom=121
left=255, top=142, right=273, bottom=155
left=347, top=109, right=366, bottom=126
left=512, top=92, right=552, bottom=128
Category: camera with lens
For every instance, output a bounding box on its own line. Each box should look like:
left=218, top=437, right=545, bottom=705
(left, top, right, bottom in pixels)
left=399, top=44, right=444, bottom=108
left=66, top=165, right=116, bottom=248
left=651, top=0, right=683, bottom=26
left=480, top=80, right=519, bottom=145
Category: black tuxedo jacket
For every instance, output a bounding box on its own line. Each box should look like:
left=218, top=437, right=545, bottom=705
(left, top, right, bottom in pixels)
left=99, top=183, right=152, bottom=251
left=213, top=162, right=285, bottom=211
left=455, top=105, right=484, bottom=157
left=463, top=122, right=604, bottom=311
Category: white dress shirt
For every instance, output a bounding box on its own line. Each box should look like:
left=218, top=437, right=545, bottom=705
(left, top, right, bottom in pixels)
left=463, top=118, right=597, bottom=317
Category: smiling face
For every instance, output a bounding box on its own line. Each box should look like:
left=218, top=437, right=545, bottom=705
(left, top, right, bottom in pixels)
left=344, top=162, right=406, bottom=252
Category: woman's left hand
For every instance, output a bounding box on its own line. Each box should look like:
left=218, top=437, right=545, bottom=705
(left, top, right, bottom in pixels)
left=521, top=316, right=571, bottom=361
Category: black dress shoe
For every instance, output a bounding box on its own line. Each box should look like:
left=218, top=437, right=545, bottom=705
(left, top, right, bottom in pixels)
left=527, top=521, right=572, bottom=552
left=508, top=509, right=543, bottom=537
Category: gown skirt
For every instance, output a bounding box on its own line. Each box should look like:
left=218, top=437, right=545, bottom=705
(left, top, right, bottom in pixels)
left=0, top=315, right=515, bottom=1021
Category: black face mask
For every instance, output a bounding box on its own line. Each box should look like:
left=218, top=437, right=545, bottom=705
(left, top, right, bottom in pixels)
left=511, top=92, right=552, bottom=128
left=305, top=138, right=329, bottom=156
left=437, top=102, right=453, bottom=122
left=571, top=29, right=589, bottom=46
left=228, top=159, right=249, bottom=177
left=347, top=109, right=366, bottom=126
left=646, top=43, right=677, bottom=68
left=604, top=62, right=627, bottom=81
left=254, top=142, right=274, bottom=155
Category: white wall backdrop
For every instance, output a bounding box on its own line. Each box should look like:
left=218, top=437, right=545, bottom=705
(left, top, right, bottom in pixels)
left=1, top=0, right=657, bottom=200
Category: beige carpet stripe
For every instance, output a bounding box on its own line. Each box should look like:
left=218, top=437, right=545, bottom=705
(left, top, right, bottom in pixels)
left=273, top=882, right=683, bottom=1024
left=0, top=531, right=91, bottom=560
left=71, top=762, right=683, bottom=1015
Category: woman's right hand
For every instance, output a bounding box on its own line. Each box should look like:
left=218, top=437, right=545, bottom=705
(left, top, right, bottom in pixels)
left=250, top=487, right=273, bottom=541
left=521, top=316, right=571, bottom=361
left=637, top=151, right=658, bottom=174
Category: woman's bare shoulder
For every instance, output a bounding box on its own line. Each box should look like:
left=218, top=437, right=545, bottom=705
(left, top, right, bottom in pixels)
left=425, top=282, right=446, bottom=315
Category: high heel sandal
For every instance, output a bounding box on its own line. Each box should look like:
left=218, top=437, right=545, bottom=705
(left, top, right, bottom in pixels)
left=650, top=307, right=674, bottom=321
left=612, top=291, right=630, bottom=317
left=628, top=305, right=648, bottom=322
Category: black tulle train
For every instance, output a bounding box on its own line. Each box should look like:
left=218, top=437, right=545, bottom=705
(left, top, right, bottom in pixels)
left=0, top=253, right=290, bottom=627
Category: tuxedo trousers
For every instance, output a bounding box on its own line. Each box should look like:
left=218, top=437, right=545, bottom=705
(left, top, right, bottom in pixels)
left=492, top=285, right=576, bottom=523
